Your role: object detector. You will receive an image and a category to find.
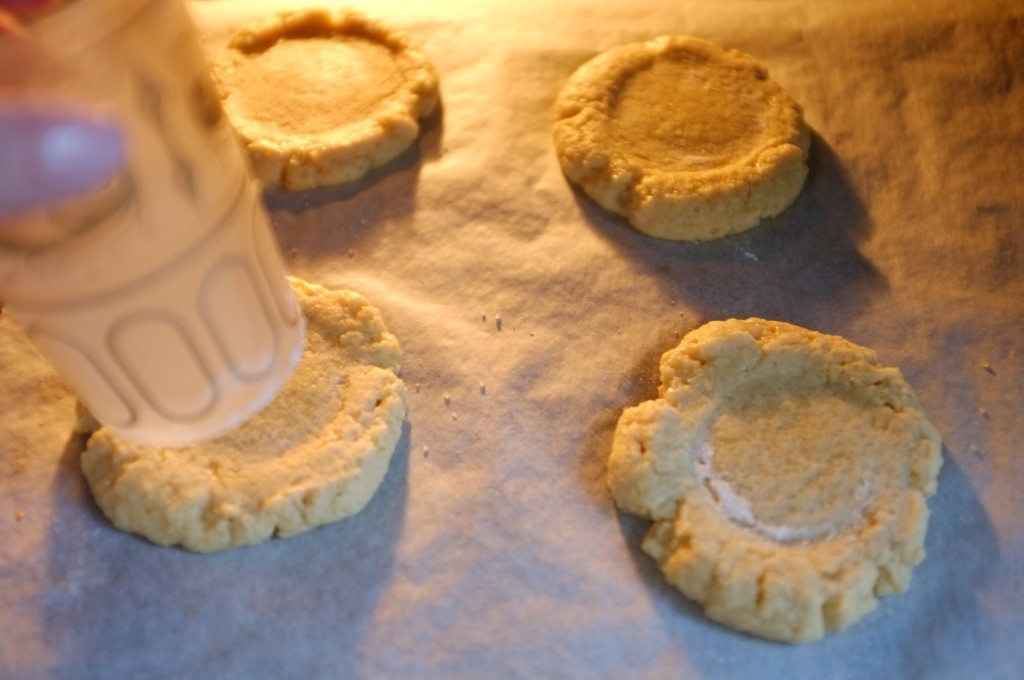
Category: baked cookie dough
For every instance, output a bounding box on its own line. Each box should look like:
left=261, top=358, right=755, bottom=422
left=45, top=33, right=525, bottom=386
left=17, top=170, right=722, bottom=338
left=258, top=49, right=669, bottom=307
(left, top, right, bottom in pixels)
left=554, top=36, right=811, bottom=241
left=608, top=319, right=942, bottom=643
left=79, top=278, right=407, bottom=553
left=211, top=9, right=440, bottom=190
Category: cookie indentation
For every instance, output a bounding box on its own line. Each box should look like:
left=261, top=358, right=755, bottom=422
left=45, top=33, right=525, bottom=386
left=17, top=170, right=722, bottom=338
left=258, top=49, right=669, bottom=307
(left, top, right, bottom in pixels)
left=611, top=58, right=767, bottom=170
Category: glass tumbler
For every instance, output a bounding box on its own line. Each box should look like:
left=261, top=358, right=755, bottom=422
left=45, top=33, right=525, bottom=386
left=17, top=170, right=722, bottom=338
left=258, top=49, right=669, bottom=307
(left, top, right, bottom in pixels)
left=0, top=0, right=305, bottom=446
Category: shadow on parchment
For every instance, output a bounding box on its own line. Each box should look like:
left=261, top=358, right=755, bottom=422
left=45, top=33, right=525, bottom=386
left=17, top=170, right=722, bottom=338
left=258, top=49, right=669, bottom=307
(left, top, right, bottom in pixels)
left=261, top=103, right=445, bottom=263
left=42, top=424, right=411, bottom=680
left=572, top=130, right=888, bottom=330
left=576, top=340, right=665, bottom=510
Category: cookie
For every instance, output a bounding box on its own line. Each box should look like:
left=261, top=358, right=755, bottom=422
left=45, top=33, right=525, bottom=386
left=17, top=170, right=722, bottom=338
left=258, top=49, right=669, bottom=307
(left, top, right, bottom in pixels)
left=608, top=319, right=942, bottom=642
left=80, top=278, right=407, bottom=552
left=554, top=36, right=811, bottom=241
left=211, top=9, right=439, bottom=191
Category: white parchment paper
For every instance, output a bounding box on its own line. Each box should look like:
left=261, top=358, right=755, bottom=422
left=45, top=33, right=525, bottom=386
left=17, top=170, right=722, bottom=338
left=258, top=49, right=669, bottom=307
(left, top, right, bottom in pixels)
left=2, top=0, right=1022, bottom=677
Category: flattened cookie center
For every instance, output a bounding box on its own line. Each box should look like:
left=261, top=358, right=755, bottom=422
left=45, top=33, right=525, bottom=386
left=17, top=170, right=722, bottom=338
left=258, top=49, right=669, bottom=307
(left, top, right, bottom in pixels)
left=609, top=57, right=768, bottom=170
left=229, top=37, right=403, bottom=136
left=699, top=391, right=881, bottom=542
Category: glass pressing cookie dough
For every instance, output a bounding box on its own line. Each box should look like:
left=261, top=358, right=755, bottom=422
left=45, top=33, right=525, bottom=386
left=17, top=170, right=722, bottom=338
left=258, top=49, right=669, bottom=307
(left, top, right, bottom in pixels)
left=211, top=9, right=439, bottom=191
left=554, top=36, right=811, bottom=241
left=607, top=319, right=943, bottom=643
left=78, top=279, right=407, bottom=553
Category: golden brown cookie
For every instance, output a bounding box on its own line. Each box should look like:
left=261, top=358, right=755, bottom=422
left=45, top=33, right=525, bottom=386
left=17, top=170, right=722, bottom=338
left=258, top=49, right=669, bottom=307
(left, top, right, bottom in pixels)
left=212, top=9, right=439, bottom=190
left=554, top=36, right=810, bottom=241
left=608, top=319, right=942, bottom=642
left=80, top=278, right=407, bottom=552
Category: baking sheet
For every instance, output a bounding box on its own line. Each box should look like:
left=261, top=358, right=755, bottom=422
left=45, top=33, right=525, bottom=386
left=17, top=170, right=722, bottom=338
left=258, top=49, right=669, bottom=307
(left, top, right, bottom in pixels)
left=2, top=0, right=1023, bottom=677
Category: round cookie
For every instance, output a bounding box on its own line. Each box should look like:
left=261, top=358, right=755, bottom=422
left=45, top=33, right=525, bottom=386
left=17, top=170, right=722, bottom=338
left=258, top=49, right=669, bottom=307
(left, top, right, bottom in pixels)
left=80, top=278, right=407, bottom=553
left=211, top=9, right=439, bottom=191
left=554, top=36, right=811, bottom=241
left=607, top=319, right=943, bottom=643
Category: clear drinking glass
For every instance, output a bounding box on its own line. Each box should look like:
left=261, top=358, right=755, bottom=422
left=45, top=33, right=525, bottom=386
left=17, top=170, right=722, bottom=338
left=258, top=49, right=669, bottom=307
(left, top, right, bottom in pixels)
left=0, top=0, right=305, bottom=446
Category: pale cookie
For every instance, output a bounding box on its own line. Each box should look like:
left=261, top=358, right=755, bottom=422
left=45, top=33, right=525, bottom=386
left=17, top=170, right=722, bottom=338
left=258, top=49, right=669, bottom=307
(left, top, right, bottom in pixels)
left=211, top=9, right=439, bottom=191
left=554, top=36, right=811, bottom=241
left=79, top=278, right=407, bottom=553
left=608, top=319, right=942, bottom=643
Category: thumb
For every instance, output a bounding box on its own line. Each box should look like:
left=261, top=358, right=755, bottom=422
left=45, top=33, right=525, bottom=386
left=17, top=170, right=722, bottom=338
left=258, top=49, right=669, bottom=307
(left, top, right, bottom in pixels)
left=0, top=107, right=123, bottom=214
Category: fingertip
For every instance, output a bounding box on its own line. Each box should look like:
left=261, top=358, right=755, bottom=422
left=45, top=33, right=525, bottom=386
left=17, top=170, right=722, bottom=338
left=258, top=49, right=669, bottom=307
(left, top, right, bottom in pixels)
left=0, top=109, right=125, bottom=213
left=38, top=115, right=124, bottom=195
